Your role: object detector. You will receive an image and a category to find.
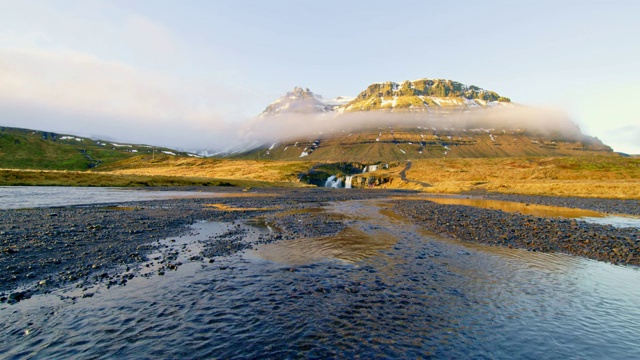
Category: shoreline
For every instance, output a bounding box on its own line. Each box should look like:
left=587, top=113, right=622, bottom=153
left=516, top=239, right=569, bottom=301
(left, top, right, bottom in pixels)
left=392, top=200, right=639, bottom=266
left=478, top=193, right=640, bottom=216
left=0, top=188, right=399, bottom=303
left=1, top=187, right=638, bottom=304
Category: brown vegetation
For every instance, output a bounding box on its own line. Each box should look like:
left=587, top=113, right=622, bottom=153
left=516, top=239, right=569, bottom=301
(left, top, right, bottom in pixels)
left=381, top=156, right=640, bottom=199
left=98, top=155, right=314, bottom=183
left=3, top=154, right=637, bottom=200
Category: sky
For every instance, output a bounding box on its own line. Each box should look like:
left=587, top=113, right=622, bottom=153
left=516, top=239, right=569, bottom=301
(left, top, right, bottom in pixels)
left=0, top=0, right=639, bottom=153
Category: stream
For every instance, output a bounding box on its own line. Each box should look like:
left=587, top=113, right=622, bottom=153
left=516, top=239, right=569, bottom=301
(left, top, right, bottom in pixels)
left=1, top=198, right=639, bottom=358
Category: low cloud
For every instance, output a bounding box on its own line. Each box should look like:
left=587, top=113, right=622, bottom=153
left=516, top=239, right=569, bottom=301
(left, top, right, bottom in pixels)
left=0, top=46, right=604, bottom=153
left=238, top=106, right=586, bottom=147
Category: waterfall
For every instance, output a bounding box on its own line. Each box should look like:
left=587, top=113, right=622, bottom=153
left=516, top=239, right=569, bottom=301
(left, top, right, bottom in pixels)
left=324, top=175, right=336, bottom=187
left=324, top=175, right=343, bottom=188
left=362, top=165, right=378, bottom=173
left=345, top=175, right=353, bottom=189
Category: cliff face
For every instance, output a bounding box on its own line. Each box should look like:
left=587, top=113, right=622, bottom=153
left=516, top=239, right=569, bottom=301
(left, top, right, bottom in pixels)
left=259, top=79, right=512, bottom=116
left=342, top=79, right=510, bottom=112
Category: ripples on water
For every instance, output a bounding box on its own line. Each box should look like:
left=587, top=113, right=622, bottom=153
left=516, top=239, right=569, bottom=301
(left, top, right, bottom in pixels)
left=2, top=200, right=640, bottom=358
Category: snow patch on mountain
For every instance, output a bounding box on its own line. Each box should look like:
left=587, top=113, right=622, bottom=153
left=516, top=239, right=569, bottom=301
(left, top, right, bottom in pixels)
left=259, top=87, right=333, bottom=117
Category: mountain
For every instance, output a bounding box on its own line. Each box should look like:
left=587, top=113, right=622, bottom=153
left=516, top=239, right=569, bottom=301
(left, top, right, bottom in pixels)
left=259, top=87, right=352, bottom=117
left=342, top=79, right=511, bottom=112
left=259, top=79, right=510, bottom=116
left=235, top=78, right=612, bottom=161
left=0, top=126, right=197, bottom=171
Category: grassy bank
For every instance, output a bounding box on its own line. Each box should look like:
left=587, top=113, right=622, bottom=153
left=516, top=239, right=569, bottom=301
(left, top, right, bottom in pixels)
left=384, top=156, right=640, bottom=199
left=97, top=155, right=315, bottom=183
left=0, top=169, right=301, bottom=188
left=2, top=155, right=638, bottom=199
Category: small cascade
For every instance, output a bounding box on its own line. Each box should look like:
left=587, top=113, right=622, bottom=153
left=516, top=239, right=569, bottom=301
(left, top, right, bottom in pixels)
left=363, top=165, right=378, bottom=173
left=345, top=175, right=354, bottom=189
left=324, top=175, right=343, bottom=188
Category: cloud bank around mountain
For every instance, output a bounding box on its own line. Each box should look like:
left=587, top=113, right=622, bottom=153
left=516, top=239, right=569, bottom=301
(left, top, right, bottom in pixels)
left=238, top=106, right=588, bottom=147
left=0, top=46, right=614, bottom=153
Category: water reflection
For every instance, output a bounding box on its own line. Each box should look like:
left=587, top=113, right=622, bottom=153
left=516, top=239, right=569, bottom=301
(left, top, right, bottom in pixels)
left=204, top=203, right=278, bottom=211
left=397, top=195, right=640, bottom=228
left=2, top=199, right=640, bottom=358
left=0, top=186, right=272, bottom=209
left=422, top=196, right=604, bottom=218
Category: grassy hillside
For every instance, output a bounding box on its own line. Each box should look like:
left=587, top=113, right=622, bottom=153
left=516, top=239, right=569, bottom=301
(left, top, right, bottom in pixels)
left=0, top=126, right=193, bottom=171
left=97, top=155, right=315, bottom=183
left=1, top=128, right=634, bottom=199
left=90, top=153, right=640, bottom=199
left=236, top=127, right=612, bottom=162
left=375, top=156, right=640, bottom=199
left=0, top=169, right=297, bottom=188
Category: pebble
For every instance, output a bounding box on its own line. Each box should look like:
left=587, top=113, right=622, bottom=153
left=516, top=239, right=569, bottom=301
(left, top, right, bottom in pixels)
left=0, top=187, right=406, bottom=302
left=2, top=186, right=636, bottom=304
left=392, top=200, right=639, bottom=266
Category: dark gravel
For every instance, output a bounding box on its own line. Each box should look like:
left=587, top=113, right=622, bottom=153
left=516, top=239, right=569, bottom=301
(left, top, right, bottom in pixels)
left=2, top=186, right=638, bottom=305
left=480, top=193, right=640, bottom=216
left=392, top=200, right=640, bottom=266
left=0, top=187, right=408, bottom=303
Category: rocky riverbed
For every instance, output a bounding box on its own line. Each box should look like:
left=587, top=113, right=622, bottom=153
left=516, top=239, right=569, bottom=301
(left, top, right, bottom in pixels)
left=1, top=186, right=638, bottom=305
left=0, top=187, right=400, bottom=303
left=392, top=200, right=639, bottom=266
left=479, top=193, right=640, bottom=216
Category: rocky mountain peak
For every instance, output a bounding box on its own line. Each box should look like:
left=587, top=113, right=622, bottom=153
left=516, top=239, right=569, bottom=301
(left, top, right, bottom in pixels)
left=342, top=78, right=511, bottom=112
left=259, top=86, right=332, bottom=117
left=259, top=78, right=513, bottom=118
left=287, top=86, right=315, bottom=98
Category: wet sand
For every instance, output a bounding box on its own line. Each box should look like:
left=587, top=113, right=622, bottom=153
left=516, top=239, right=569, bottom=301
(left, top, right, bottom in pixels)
left=1, top=187, right=638, bottom=304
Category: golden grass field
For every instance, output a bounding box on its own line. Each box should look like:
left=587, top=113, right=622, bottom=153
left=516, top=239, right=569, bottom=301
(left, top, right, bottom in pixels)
left=2, top=154, right=638, bottom=200
left=98, top=156, right=313, bottom=183
left=380, top=156, right=640, bottom=199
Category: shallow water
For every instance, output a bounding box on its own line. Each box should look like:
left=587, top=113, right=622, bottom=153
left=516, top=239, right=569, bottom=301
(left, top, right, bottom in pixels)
left=2, top=198, right=640, bottom=358
left=418, top=195, right=640, bottom=228
left=0, top=186, right=224, bottom=209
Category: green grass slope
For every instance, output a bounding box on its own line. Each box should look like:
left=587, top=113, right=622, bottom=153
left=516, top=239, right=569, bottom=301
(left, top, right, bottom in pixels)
left=0, top=126, right=193, bottom=171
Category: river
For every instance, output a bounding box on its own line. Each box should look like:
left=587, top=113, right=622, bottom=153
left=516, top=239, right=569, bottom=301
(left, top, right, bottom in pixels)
left=0, top=186, right=226, bottom=210
left=1, top=196, right=639, bottom=358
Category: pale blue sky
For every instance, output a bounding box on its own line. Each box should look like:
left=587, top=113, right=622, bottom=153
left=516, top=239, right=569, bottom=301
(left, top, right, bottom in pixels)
left=1, top=0, right=638, bottom=152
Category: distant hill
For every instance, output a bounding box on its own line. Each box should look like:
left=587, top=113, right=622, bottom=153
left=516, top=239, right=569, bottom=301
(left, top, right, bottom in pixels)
left=0, top=126, right=197, bottom=171
left=1, top=77, right=616, bottom=171
left=234, top=78, right=613, bottom=162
